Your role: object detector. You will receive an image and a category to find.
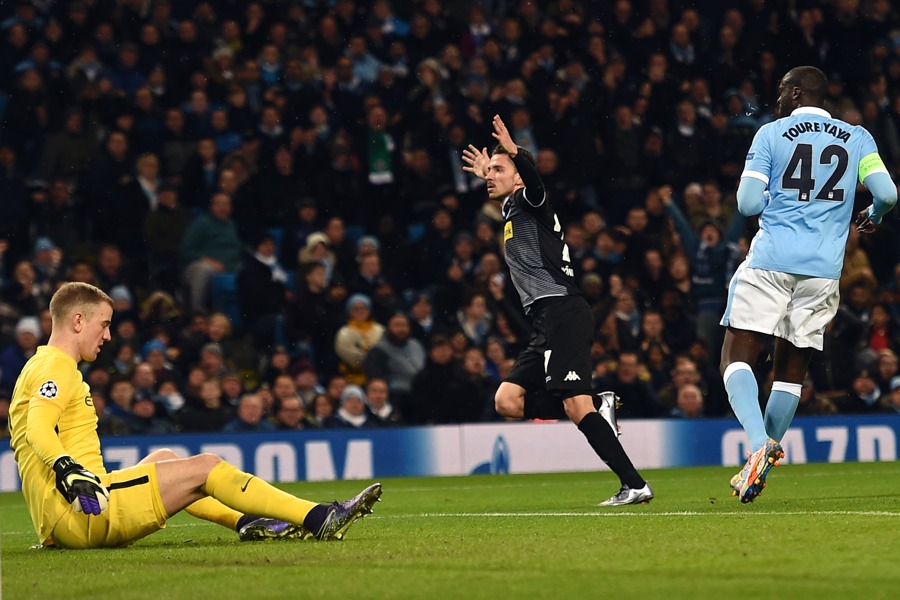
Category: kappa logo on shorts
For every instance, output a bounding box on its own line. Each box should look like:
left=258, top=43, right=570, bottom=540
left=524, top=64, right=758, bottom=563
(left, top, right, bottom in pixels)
left=38, top=380, right=59, bottom=399
left=563, top=371, right=581, bottom=382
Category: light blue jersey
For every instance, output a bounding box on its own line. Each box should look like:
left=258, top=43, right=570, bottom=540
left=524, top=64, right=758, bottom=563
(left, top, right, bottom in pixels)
left=741, top=106, right=886, bottom=279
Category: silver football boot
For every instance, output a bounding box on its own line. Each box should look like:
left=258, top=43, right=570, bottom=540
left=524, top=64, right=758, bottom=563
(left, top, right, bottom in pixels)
left=598, top=483, right=654, bottom=506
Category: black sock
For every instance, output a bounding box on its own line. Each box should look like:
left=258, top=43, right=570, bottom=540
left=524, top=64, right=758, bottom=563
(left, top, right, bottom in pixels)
left=577, top=412, right=645, bottom=489
left=302, top=504, right=330, bottom=535
left=235, top=514, right=256, bottom=531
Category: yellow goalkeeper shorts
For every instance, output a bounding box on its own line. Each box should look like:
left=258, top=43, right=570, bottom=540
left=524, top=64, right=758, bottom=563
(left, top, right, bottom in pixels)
left=49, top=462, right=167, bottom=549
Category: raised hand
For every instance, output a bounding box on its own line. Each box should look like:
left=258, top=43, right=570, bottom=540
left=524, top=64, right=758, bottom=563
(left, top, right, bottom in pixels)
left=461, top=144, right=490, bottom=179
left=491, top=114, right=517, bottom=155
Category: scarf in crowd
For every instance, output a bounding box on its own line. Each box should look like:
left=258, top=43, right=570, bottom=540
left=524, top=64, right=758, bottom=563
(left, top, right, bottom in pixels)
left=337, top=407, right=368, bottom=427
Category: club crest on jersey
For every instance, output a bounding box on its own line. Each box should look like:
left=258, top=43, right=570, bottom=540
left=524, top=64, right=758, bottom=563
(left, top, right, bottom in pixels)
left=504, top=221, right=513, bottom=242
left=39, top=380, right=59, bottom=399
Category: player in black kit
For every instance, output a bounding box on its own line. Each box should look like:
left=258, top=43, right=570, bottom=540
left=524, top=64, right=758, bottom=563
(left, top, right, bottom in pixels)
left=462, top=115, right=653, bottom=506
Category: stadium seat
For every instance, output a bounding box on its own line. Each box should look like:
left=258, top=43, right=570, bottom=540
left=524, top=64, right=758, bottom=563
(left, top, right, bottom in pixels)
left=407, top=223, right=426, bottom=243
left=345, top=224, right=364, bottom=244
left=267, top=226, right=284, bottom=257
left=210, top=273, right=243, bottom=332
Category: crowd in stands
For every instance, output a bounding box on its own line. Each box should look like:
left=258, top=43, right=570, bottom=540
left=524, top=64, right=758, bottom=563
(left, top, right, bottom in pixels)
left=3, top=0, right=900, bottom=438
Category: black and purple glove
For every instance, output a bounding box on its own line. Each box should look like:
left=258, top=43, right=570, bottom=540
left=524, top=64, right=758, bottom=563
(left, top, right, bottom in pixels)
left=53, top=456, right=109, bottom=515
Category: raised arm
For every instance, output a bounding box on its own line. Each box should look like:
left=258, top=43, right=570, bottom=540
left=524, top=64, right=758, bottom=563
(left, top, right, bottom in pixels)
left=461, top=144, right=490, bottom=180
left=661, top=186, right=700, bottom=257
left=492, top=114, right=545, bottom=205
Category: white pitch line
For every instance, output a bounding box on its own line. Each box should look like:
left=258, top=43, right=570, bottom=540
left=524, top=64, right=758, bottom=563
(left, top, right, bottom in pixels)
left=396, top=510, right=900, bottom=518
left=4, top=512, right=896, bottom=537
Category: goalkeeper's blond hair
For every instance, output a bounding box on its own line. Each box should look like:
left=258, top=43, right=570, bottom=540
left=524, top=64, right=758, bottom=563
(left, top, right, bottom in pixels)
left=49, top=282, right=113, bottom=324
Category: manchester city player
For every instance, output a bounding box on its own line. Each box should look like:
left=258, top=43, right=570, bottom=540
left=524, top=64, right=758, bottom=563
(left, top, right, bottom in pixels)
left=9, top=282, right=381, bottom=548
left=720, top=66, right=897, bottom=503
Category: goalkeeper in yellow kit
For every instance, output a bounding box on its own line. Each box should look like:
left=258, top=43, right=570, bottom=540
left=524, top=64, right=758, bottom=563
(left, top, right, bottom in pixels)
left=9, top=282, right=381, bottom=549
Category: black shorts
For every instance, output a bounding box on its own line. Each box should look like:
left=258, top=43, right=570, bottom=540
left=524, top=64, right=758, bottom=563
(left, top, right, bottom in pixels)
left=505, top=295, right=594, bottom=399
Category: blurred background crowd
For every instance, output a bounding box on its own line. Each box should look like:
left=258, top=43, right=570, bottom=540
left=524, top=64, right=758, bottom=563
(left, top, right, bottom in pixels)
left=2, top=0, right=900, bottom=438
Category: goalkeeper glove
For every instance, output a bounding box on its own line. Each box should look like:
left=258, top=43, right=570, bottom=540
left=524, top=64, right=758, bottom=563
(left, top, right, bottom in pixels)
left=53, top=456, right=109, bottom=516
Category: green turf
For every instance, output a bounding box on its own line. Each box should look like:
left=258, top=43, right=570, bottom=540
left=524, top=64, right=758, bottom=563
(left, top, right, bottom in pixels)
left=2, top=462, right=899, bottom=599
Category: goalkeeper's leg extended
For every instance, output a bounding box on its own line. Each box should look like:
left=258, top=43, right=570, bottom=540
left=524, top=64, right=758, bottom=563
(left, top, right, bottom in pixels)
left=148, top=450, right=381, bottom=541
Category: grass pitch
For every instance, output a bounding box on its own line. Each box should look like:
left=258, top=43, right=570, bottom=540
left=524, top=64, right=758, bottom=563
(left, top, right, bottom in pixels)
left=2, top=462, right=899, bottom=599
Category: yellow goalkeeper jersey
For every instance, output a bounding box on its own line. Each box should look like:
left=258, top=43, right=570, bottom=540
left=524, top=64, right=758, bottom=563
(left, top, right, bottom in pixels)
left=9, top=345, right=105, bottom=542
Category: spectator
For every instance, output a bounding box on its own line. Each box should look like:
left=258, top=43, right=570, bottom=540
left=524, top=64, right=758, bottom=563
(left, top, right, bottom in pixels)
left=151, top=379, right=186, bottom=419
left=37, top=107, right=97, bottom=187
left=364, top=377, right=403, bottom=426
left=363, top=312, right=426, bottom=414
left=86, top=131, right=132, bottom=236
left=307, top=392, right=341, bottom=429
left=113, top=152, right=161, bottom=264
left=198, top=342, right=231, bottom=381
left=141, top=338, right=177, bottom=388
left=271, top=373, right=299, bottom=410
left=834, top=370, right=892, bottom=414
left=593, top=351, right=665, bottom=419
left=873, top=349, right=900, bottom=397
left=346, top=250, right=400, bottom=323
left=284, top=260, right=345, bottom=372
left=143, top=182, right=193, bottom=293
left=0, top=317, right=40, bottom=393
left=95, top=244, right=138, bottom=296
left=461, top=346, right=501, bottom=422
left=658, top=355, right=703, bottom=411
left=274, top=395, right=307, bottom=430
left=222, top=393, right=276, bottom=433
left=408, top=334, right=481, bottom=424
left=259, top=146, right=304, bottom=228
left=2, top=260, right=45, bottom=317
left=298, top=232, right=339, bottom=285
left=129, top=362, right=157, bottom=405
left=220, top=372, right=245, bottom=408
left=31, top=183, right=84, bottom=268
left=236, top=231, right=289, bottom=351
left=408, top=292, right=438, bottom=343
left=280, top=197, right=321, bottom=270
left=108, top=285, right=137, bottom=326
left=90, top=389, right=130, bottom=437
left=662, top=185, right=744, bottom=357
left=794, top=376, right=838, bottom=417
left=128, top=395, right=178, bottom=435
left=671, top=383, right=705, bottom=418
left=886, top=376, right=900, bottom=415
left=175, top=377, right=234, bottom=432
left=159, top=108, right=195, bottom=181
left=451, top=289, right=493, bottom=348
left=811, top=280, right=872, bottom=394
left=179, top=138, right=221, bottom=211
left=293, top=361, right=325, bottom=409
left=334, top=293, right=385, bottom=386
left=335, top=384, right=375, bottom=428
left=601, top=287, right=643, bottom=354
left=107, top=377, right=136, bottom=422
left=178, top=192, right=243, bottom=312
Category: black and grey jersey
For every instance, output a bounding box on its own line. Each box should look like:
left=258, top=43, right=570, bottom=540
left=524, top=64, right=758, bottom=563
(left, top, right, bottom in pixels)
left=501, top=186, right=581, bottom=312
